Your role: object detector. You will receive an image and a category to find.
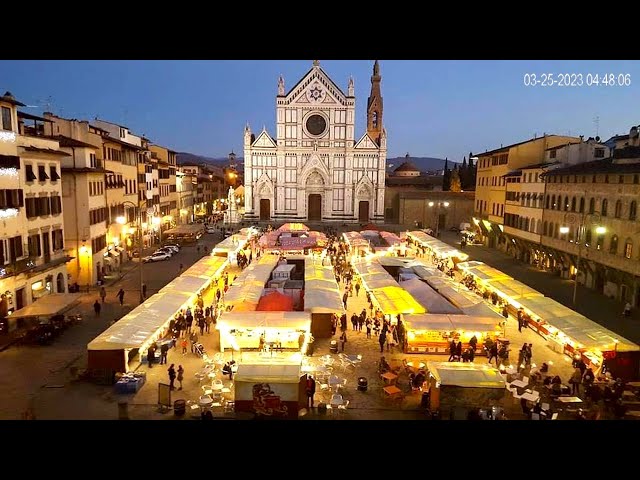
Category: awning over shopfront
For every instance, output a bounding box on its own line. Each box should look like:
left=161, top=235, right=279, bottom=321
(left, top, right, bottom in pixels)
left=343, top=231, right=370, bottom=248
left=404, top=314, right=502, bottom=335
left=407, top=231, right=468, bottom=260
left=483, top=278, right=543, bottom=300
left=277, top=223, right=309, bottom=233
left=457, top=261, right=513, bottom=283
left=427, top=361, right=506, bottom=389
left=8, top=293, right=83, bottom=319
left=257, top=291, right=294, bottom=311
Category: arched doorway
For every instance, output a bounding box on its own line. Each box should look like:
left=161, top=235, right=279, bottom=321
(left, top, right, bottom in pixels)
left=260, top=199, right=270, bottom=221
left=358, top=201, right=369, bottom=223
left=56, top=273, right=65, bottom=293
left=308, top=195, right=322, bottom=221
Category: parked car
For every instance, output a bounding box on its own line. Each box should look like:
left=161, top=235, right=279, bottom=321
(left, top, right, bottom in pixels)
left=163, top=243, right=181, bottom=252
left=162, top=245, right=179, bottom=254
left=143, top=252, right=171, bottom=263
left=155, top=247, right=174, bottom=257
left=205, top=225, right=217, bottom=234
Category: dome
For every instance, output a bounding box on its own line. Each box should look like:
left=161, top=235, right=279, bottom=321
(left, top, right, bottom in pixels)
left=393, top=161, right=421, bottom=177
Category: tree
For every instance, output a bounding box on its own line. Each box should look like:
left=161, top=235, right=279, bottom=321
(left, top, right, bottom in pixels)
left=450, top=166, right=462, bottom=192
left=442, top=158, right=451, bottom=191
left=460, top=156, right=468, bottom=189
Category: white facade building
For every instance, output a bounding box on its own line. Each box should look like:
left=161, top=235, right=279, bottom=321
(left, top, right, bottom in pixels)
left=243, top=60, right=387, bottom=223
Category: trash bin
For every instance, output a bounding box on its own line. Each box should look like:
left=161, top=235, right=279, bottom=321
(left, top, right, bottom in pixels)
left=317, top=402, right=327, bottom=414
left=329, top=340, right=338, bottom=354
left=174, top=399, right=186, bottom=416
left=357, top=377, right=368, bottom=392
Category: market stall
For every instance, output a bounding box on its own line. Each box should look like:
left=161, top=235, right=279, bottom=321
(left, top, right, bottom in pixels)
left=234, top=362, right=305, bottom=419
left=457, top=261, right=513, bottom=284
left=7, top=293, right=83, bottom=322
left=224, top=255, right=280, bottom=311
left=343, top=231, right=370, bottom=256
left=399, top=278, right=462, bottom=315
left=217, top=311, right=311, bottom=353
left=211, top=232, right=249, bottom=264
left=257, top=291, right=294, bottom=311
left=425, top=361, right=507, bottom=417
left=304, top=262, right=344, bottom=338
left=404, top=314, right=502, bottom=354
left=407, top=231, right=469, bottom=262
left=370, top=286, right=426, bottom=315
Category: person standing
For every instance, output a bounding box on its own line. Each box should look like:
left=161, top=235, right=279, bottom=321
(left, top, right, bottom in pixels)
left=180, top=337, right=188, bottom=355
left=198, top=316, right=205, bottom=336
left=93, top=300, right=101, bottom=317
left=339, top=330, right=347, bottom=352
left=99, top=286, right=106, bottom=304
left=517, top=308, right=524, bottom=333
left=378, top=331, right=386, bottom=353
left=147, top=344, right=156, bottom=368
left=190, top=331, right=198, bottom=353
left=177, top=365, right=184, bottom=390
left=365, top=318, right=372, bottom=339
left=204, top=314, right=212, bottom=334
left=142, top=283, right=147, bottom=300
left=116, top=288, right=125, bottom=306
left=168, top=364, right=176, bottom=390
left=306, top=375, right=316, bottom=409
left=355, top=282, right=361, bottom=297
left=570, top=367, right=582, bottom=396
left=160, top=343, right=169, bottom=365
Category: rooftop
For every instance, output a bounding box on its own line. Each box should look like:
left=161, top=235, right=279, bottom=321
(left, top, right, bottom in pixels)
left=478, top=135, right=579, bottom=157
left=541, top=155, right=640, bottom=177
left=0, top=91, right=25, bottom=107
left=393, top=161, right=420, bottom=173
left=50, top=135, right=98, bottom=149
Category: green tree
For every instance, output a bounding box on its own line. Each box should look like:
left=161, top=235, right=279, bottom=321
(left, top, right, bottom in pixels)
left=450, top=166, right=462, bottom=192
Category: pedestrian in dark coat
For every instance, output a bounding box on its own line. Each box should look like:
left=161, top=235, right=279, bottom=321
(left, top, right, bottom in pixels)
left=198, top=316, right=205, bottom=335
left=306, top=375, right=316, bottom=409
left=177, top=365, right=184, bottom=390
left=340, top=331, right=347, bottom=352
left=168, top=364, right=176, bottom=390
left=160, top=343, right=169, bottom=365
left=448, top=340, right=457, bottom=362
left=378, top=332, right=386, bottom=353
left=147, top=344, right=156, bottom=367
left=94, top=300, right=101, bottom=317
left=117, top=289, right=125, bottom=306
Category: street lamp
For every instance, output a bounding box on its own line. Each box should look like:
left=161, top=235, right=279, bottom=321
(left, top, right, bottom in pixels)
left=563, top=208, right=603, bottom=306
left=121, top=201, right=145, bottom=304
left=428, top=201, right=450, bottom=238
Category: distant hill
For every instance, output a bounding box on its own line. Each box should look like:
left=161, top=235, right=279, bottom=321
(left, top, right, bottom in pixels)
left=177, top=152, right=243, bottom=167
left=386, top=156, right=459, bottom=173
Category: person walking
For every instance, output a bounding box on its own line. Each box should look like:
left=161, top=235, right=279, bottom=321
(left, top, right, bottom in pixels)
left=180, top=337, right=188, bottom=355
left=570, top=367, right=582, bottom=396
left=142, top=283, right=147, bottom=300
left=488, top=343, right=499, bottom=365
left=339, top=330, right=347, bottom=352
left=205, top=314, right=212, bottom=334
left=365, top=318, right=372, bottom=339
left=99, top=286, right=106, bottom=304
left=93, top=300, right=101, bottom=317
left=355, top=282, right=361, bottom=297
left=198, top=316, right=205, bottom=336
left=378, top=331, right=386, bottom=353
left=177, top=365, right=184, bottom=390
left=147, top=344, right=156, bottom=368
left=306, top=375, right=316, bottom=409
left=190, top=331, right=198, bottom=353
left=116, top=288, right=125, bottom=306
left=160, top=343, right=169, bottom=365
left=168, top=364, right=176, bottom=390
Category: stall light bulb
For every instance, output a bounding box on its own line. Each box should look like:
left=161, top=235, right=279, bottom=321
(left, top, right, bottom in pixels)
left=548, top=361, right=554, bottom=365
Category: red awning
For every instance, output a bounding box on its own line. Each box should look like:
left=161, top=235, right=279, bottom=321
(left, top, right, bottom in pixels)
left=257, top=291, right=294, bottom=312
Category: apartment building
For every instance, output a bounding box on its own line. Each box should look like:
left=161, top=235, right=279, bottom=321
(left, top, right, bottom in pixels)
left=176, top=169, right=195, bottom=224
left=474, top=134, right=580, bottom=248
left=149, top=144, right=178, bottom=235
left=0, top=92, right=69, bottom=329
left=539, top=127, right=640, bottom=306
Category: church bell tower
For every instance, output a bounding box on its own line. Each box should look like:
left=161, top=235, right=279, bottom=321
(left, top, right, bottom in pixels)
left=367, top=60, right=383, bottom=145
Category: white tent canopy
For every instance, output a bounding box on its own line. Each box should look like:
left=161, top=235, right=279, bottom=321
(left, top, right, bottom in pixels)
left=235, top=363, right=302, bottom=384
left=399, top=278, right=462, bottom=314
left=217, top=311, right=311, bottom=331
left=224, top=255, right=279, bottom=310
left=304, top=262, right=344, bottom=314
left=8, top=293, right=84, bottom=319
left=427, top=361, right=506, bottom=389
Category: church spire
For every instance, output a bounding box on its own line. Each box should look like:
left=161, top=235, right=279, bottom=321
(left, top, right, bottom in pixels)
left=313, top=60, right=320, bottom=67
left=367, top=60, right=383, bottom=146
left=348, top=76, right=354, bottom=97
left=277, top=75, right=285, bottom=96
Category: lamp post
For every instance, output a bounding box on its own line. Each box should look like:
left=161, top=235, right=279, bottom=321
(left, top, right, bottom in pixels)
left=428, top=201, right=450, bottom=238
left=562, top=209, right=603, bottom=306
left=117, top=201, right=144, bottom=304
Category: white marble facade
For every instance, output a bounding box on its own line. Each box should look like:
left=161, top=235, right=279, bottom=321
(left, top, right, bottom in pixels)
left=243, top=60, right=386, bottom=223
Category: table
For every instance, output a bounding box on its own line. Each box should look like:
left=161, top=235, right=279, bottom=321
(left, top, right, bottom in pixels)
left=520, top=391, right=540, bottom=402
left=328, top=376, right=345, bottom=392
left=330, top=394, right=343, bottom=407
left=510, top=379, right=528, bottom=389
left=199, top=397, right=213, bottom=407
left=345, top=354, right=362, bottom=365
left=381, top=372, right=398, bottom=385
left=556, top=396, right=582, bottom=403
left=383, top=385, right=402, bottom=396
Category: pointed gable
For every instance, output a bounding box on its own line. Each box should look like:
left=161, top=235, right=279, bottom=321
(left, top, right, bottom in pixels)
left=252, top=130, right=277, bottom=148
left=354, top=132, right=379, bottom=149
left=285, top=66, right=347, bottom=106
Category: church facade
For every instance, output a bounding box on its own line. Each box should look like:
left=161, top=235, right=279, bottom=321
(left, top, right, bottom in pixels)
left=243, top=60, right=386, bottom=223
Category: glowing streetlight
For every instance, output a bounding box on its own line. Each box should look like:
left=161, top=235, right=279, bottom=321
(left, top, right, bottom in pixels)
left=116, top=216, right=126, bottom=225
left=428, top=202, right=434, bottom=207
left=559, top=226, right=569, bottom=234
left=596, top=226, right=606, bottom=234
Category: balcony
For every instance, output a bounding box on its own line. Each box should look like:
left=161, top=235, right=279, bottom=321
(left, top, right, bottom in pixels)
left=0, top=256, right=37, bottom=278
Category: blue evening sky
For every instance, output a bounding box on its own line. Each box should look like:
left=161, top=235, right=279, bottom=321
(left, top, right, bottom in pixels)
left=1, top=60, right=638, bottom=160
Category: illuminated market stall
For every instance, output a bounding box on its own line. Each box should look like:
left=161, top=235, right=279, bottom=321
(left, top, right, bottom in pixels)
left=399, top=278, right=462, bottom=315
left=224, top=255, right=280, bottom=311
left=87, top=255, right=227, bottom=376
left=343, top=231, right=370, bottom=256
left=407, top=231, right=469, bottom=262
left=217, top=311, right=311, bottom=353
left=425, top=361, right=507, bottom=417
left=211, top=231, right=249, bottom=264
left=304, top=262, right=344, bottom=338
left=404, top=314, right=502, bottom=354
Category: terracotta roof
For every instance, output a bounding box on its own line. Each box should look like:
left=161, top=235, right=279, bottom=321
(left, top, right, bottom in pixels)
left=17, top=111, right=53, bottom=122
left=21, top=146, right=70, bottom=156
left=478, top=135, right=579, bottom=157
left=50, top=135, right=98, bottom=149
left=62, top=167, right=112, bottom=174
left=102, top=135, right=144, bottom=150
left=393, top=161, right=420, bottom=173
left=540, top=156, right=640, bottom=177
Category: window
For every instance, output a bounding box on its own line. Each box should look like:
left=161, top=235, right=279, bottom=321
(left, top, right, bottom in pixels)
left=551, top=195, right=556, bottom=209
left=602, top=199, right=608, bottom=217
left=543, top=221, right=548, bottom=236
left=579, top=197, right=585, bottom=213
left=0, top=189, right=23, bottom=209
left=50, top=196, right=62, bottom=215
left=549, top=222, right=554, bottom=238
left=9, top=235, right=23, bottom=261
left=625, top=240, right=633, bottom=259
left=333, top=170, right=344, bottom=184
left=91, top=235, right=107, bottom=253
left=615, top=200, right=622, bottom=218
left=1, top=106, right=12, bottom=131
left=90, top=153, right=98, bottom=168
left=38, top=165, right=49, bottom=181
left=594, top=148, right=605, bottom=158
left=619, top=175, right=624, bottom=184
left=52, top=229, right=64, bottom=251
left=285, top=125, right=295, bottom=139
left=284, top=187, right=296, bottom=210
left=545, top=195, right=550, bottom=209
left=28, top=234, right=41, bottom=257
left=609, top=235, right=618, bottom=254
left=596, top=232, right=605, bottom=250
left=571, top=197, right=576, bottom=212
left=25, top=164, right=36, bottom=182
left=550, top=150, right=557, bottom=159
left=332, top=189, right=344, bottom=211
left=589, top=198, right=595, bottom=214
left=630, top=201, right=637, bottom=221
left=50, top=165, right=60, bottom=181
left=564, top=196, right=569, bottom=211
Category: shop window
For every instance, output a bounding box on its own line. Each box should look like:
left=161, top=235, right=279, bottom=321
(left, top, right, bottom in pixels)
left=609, top=235, right=619, bottom=254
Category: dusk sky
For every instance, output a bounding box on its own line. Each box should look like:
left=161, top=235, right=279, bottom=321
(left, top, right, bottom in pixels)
left=1, top=60, right=638, bottom=160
